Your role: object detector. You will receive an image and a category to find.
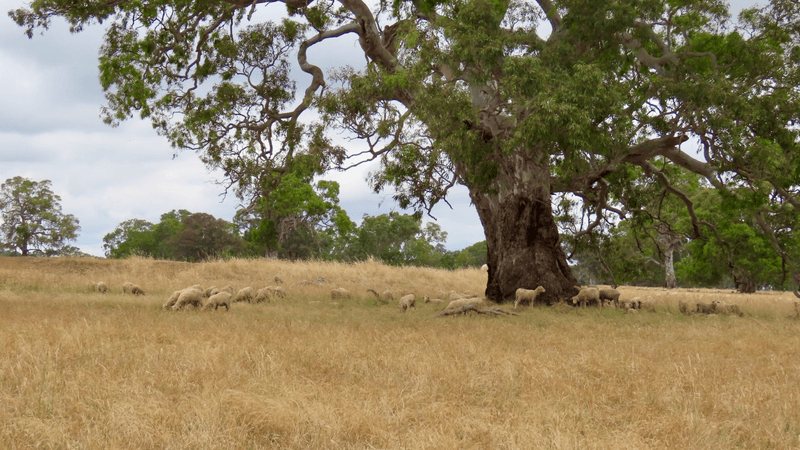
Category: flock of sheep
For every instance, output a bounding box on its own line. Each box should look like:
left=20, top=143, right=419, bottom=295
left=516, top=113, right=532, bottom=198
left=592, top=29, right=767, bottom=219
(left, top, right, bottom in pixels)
left=89, top=275, right=756, bottom=318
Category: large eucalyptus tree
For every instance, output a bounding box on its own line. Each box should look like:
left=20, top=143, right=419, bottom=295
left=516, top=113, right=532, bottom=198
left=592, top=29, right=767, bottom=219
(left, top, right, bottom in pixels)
left=10, top=0, right=800, bottom=302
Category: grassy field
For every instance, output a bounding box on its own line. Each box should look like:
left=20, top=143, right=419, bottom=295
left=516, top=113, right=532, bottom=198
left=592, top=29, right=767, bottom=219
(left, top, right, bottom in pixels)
left=1, top=256, right=799, bottom=449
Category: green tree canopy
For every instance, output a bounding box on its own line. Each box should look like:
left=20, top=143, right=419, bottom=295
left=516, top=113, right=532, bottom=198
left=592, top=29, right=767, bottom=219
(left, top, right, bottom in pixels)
left=0, top=176, right=80, bottom=256
left=103, top=210, right=245, bottom=261
left=11, top=0, right=800, bottom=301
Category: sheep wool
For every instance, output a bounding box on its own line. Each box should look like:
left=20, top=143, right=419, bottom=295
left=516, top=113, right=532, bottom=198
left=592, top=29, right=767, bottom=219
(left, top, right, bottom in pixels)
left=572, top=287, right=600, bottom=308
left=233, top=287, right=255, bottom=303
left=122, top=281, right=134, bottom=294
left=130, top=285, right=146, bottom=296
left=203, top=292, right=232, bottom=311
left=173, top=288, right=204, bottom=311
left=398, top=294, right=416, bottom=312
left=97, top=282, right=108, bottom=294
left=331, top=288, right=351, bottom=300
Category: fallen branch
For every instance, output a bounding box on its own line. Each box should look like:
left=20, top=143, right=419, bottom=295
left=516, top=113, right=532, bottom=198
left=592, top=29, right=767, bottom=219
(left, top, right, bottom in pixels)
left=433, top=305, right=519, bottom=317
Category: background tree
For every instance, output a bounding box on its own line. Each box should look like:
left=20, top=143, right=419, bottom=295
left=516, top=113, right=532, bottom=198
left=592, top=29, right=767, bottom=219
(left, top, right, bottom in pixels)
left=102, top=218, right=157, bottom=258
left=339, top=212, right=447, bottom=266
left=0, top=176, right=80, bottom=256
left=103, top=210, right=245, bottom=261
left=12, top=0, right=800, bottom=302
left=168, top=212, right=244, bottom=261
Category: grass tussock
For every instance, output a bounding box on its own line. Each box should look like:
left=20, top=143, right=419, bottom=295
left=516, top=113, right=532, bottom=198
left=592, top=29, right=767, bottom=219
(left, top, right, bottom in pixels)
left=1, top=256, right=800, bottom=449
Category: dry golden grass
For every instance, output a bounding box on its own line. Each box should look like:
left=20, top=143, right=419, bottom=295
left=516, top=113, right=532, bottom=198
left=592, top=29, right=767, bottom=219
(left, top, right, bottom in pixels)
left=1, top=256, right=799, bottom=449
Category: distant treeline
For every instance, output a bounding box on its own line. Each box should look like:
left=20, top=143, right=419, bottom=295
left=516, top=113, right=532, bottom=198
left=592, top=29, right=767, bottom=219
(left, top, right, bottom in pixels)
left=102, top=209, right=488, bottom=270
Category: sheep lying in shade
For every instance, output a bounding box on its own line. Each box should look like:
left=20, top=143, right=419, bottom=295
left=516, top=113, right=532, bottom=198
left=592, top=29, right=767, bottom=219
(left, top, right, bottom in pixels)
left=203, top=292, right=231, bottom=311
left=635, top=297, right=655, bottom=312
left=572, top=287, right=600, bottom=308
left=233, top=287, right=255, bottom=303
left=331, top=288, right=351, bottom=300
left=130, top=285, right=146, bottom=296
left=599, top=288, right=621, bottom=308
left=122, top=281, right=134, bottom=294
left=96, top=281, right=108, bottom=294
left=398, top=294, right=416, bottom=312
left=444, top=297, right=487, bottom=311
left=514, top=286, right=546, bottom=309
left=173, top=288, right=204, bottom=311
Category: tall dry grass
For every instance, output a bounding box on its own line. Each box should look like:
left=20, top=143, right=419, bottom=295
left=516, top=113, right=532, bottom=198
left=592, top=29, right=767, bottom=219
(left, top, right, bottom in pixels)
left=1, top=256, right=799, bottom=449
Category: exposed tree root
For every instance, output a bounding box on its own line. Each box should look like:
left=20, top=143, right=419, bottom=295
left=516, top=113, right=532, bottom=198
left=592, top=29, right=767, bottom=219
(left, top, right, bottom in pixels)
left=433, top=305, right=518, bottom=317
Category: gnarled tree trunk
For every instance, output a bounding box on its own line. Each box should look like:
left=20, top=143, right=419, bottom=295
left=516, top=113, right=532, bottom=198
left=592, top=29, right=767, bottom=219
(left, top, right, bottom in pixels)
left=467, top=159, right=578, bottom=304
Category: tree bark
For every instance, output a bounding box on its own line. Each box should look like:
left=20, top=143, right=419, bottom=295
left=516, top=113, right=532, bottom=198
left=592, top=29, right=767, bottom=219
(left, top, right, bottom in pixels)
left=468, top=160, right=578, bottom=304
left=663, top=247, right=677, bottom=289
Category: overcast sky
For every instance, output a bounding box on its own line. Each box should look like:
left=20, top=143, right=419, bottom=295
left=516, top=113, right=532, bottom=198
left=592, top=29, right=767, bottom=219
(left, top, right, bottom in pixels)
left=0, top=0, right=760, bottom=257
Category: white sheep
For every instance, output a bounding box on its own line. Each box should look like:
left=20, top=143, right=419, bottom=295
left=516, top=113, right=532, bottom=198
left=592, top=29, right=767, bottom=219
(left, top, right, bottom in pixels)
left=96, top=281, right=108, bottom=294
left=696, top=301, right=718, bottom=314
left=444, top=297, right=487, bottom=311
left=331, top=287, right=352, bottom=300
left=678, top=300, right=690, bottom=315
left=203, top=292, right=231, bottom=311
left=163, top=289, right=184, bottom=310
left=382, top=289, right=394, bottom=302
left=481, top=264, right=488, bottom=272
left=122, top=281, right=134, bottom=294
left=173, top=288, right=204, bottom=311
left=636, top=297, right=655, bottom=312
left=572, top=287, right=600, bottom=308
left=130, top=285, right=146, bottom=296
left=274, top=286, right=287, bottom=298
left=423, top=296, right=444, bottom=304
left=514, top=286, right=546, bottom=309
left=714, top=302, right=743, bottom=317
left=598, top=288, right=621, bottom=308
left=220, top=285, right=235, bottom=295
left=233, top=287, right=255, bottom=303
left=398, top=294, right=416, bottom=312
left=203, top=286, right=219, bottom=298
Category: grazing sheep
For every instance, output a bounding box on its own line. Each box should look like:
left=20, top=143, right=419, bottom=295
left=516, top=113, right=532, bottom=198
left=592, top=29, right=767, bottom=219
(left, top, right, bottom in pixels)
left=203, top=292, right=231, bottom=311
left=253, top=287, right=271, bottom=303
left=423, top=296, right=444, bottom=304
left=678, top=300, right=690, bottom=315
left=514, top=286, right=546, bottom=309
left=714, top=302, right=744, bottom=317
left=173, top=288, right=204, bottom=310
left=382, top=289, right=394, bottom=301
left=398, top=294, right=416, bottom=312
left=130, top=285, right=146, bottom=296
left=163, top=289, right=184, bottom=310
left=274, top=286, right=287, bottom=298
left=96, top=282, right=108, bottom=294
left=203, top=286, right=219, bottom=298
left=331, top=287, right=352, bottom=300
left=696, top=301, right=718, bottom=314
left=122, top=281, right=134, bottom=294
left=233, top=287, right=255, bottom=303
left=599, top=288, right=621, bottom=308
left=444, top=297, right=487, bottom=311
left=572, top=287, right=600, bottom=308
left=218, top=285, right=234, bottom=295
